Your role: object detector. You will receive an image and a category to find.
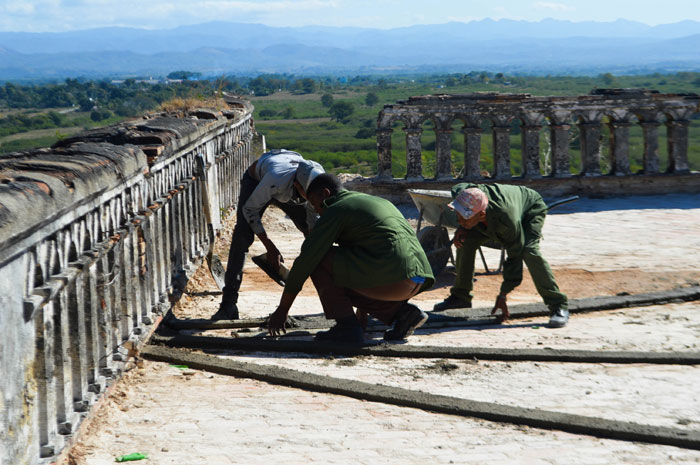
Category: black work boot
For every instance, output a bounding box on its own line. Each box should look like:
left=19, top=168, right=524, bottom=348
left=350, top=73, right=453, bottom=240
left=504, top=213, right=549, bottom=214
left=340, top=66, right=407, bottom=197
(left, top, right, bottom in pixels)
left=315, top=316, right=364, bottom=343
left=548, top=308, right=569, bottom=328
left=433, top=295, right=472, bottom=312
left=212, top=301, right=239, bottom=320
left=384, top=303, right=428, bottom=341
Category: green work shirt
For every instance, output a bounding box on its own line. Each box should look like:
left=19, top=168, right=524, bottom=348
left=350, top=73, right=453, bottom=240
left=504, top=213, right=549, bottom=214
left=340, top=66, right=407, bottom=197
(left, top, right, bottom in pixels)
left=452, top=182, right=547, bottom=295
left=284, top=190, right=435, bottom=295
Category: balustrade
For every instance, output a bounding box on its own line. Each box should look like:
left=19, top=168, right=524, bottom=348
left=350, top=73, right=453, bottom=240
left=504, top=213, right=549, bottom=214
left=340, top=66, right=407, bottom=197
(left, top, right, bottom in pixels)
left=376, top=90, right=699, bottom=181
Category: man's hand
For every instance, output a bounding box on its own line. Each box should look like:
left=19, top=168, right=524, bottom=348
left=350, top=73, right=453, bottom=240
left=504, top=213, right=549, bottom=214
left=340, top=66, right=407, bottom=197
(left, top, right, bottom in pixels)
left=267, top=291, right=296, bottom=337
left=259, top=233, right=283, bottom=269
left=491, top=294, right=510, bottom=322
left=266, top=247, right=283, bottom=269
left=267, top=307, right=288, bottom=336
left=452, top=227, right=468, bottom=249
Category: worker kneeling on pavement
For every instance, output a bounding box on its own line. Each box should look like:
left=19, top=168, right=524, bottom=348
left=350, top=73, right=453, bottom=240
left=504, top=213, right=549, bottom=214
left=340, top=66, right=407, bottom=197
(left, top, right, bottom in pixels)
left=433, top=183, right=569, bottom=328
left=268, top=174, right=434, bottom=343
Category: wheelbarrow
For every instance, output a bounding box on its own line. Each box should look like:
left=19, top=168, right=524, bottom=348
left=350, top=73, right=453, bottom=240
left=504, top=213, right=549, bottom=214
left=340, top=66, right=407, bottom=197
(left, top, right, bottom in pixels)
left=407, top=189, right=578, bottom=277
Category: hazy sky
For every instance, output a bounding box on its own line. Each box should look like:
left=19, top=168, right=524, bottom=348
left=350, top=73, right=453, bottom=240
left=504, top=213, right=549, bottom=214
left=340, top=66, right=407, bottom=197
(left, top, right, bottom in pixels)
left=1, top=0, right=698, bottom=32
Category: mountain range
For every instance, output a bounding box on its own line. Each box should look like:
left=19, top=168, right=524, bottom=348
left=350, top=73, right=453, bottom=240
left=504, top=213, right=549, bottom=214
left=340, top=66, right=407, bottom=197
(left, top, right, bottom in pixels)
left=0, top=19, right=699, bottom=80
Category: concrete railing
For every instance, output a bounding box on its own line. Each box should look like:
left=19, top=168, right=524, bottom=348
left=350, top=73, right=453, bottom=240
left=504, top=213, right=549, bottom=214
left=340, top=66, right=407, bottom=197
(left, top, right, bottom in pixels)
left=370, top=89, right=700, bottom=200
left=0, top=99, right=258, bottom=465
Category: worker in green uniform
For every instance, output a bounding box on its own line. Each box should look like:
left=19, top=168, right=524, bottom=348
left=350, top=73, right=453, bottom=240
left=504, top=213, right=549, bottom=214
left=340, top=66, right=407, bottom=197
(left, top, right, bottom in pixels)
left=433, top=183, right=569, bottom=328
left=268, top=174, right=434, bottom=343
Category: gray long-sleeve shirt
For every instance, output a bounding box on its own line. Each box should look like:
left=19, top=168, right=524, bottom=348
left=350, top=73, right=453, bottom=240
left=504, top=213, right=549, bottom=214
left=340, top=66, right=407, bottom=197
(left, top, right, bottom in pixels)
left=242, top=149, right=317, bottom=235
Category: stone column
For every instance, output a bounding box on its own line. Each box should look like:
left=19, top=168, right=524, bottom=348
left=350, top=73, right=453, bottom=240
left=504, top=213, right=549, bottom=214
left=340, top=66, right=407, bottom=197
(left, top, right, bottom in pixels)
left=577, top=111, right=603, bottom=176
left=491, top=115, right=512, bottom=179
left=461, top=119, right=482, bottom=179
left=520, top=112, right=545, bottom=179
left=376, top=128, right=393, bottom=180
left=607, top=111, right=632, bottom=176
left=404, top=127, right=424, bottom=181
left=636, top=111, right=661, bottom=174
left=665, top=108, right=693, bottom=173
left=435, top=127, right=453, bottom=180
left=639, top=121, right=661, bottom=174
left=547, top=111, right=572, bottom=178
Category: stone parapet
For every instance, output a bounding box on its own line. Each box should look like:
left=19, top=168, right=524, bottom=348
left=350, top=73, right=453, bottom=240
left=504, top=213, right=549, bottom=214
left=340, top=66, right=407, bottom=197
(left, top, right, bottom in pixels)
left=376, top=89, right=699, bottom=182
left=0, top=100, right=256, bottom=465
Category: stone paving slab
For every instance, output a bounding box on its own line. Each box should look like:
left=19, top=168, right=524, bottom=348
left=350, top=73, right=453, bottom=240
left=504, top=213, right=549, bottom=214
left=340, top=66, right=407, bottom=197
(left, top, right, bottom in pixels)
left=66, top=360, right=700, bottom=465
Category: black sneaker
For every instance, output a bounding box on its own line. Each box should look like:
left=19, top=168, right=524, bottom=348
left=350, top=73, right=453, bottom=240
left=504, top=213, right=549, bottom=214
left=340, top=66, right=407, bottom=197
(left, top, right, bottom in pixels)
left=315, top=321, right=364, bottom=344
left=433, top=295, right=472, bottom=311
left=212, top=302, right=239, bottom=320
left=548, top=308, right=569, bottom=328
left=384, top=303, right=428, bottom=341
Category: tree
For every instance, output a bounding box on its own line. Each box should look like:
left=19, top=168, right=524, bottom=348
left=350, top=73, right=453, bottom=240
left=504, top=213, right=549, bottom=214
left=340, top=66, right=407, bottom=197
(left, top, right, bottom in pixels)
left=321, top=93, right=334, bottom=107
left=601, top=73, right=615, bottom=86
left=328, top=101, right=354, bottom=123
left=280, top=106, right=295, bottom=119
left=365, top=92, right=379, bottom=107
left=167, top=71, right=202, bottom=80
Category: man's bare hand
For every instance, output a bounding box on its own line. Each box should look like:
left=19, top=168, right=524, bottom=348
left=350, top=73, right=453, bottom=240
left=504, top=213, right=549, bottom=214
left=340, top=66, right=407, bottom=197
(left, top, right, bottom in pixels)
left=266, top=247, right=283, bottom=269
left=267, top=308, right=288, bottom=336
left=491, top=294, right=510, bottom=322
left=259, top=233, right=283, bottom=269
left=452, top=227, right=468, bottom=249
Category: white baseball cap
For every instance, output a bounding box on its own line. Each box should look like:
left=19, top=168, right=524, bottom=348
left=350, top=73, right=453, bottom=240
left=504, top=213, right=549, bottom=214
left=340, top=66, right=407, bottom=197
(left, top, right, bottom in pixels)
left=295, top=160, right=325, bottom=193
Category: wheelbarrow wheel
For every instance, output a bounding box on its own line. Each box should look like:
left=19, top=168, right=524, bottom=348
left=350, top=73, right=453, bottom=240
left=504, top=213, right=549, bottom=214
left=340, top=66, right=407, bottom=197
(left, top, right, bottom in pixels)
left=417, top=226, right=451, bottom=277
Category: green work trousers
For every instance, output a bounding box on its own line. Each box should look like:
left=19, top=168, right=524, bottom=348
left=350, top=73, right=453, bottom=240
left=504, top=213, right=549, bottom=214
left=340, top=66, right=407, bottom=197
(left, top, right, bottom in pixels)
left=450, top=209, right=568, bottom=311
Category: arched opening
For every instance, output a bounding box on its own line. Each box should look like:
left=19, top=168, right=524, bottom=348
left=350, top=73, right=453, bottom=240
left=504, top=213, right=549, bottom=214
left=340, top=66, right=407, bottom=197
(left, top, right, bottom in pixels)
left=389, top=119, right=408, bottom=179
left=419, top=117, right=437, bottom=178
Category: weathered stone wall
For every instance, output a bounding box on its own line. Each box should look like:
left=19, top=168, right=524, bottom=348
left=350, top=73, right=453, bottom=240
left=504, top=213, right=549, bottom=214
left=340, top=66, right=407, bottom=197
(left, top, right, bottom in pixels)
left=0, top=99, right=258, bottom=465
left=370, top=89, right=700, bottom=200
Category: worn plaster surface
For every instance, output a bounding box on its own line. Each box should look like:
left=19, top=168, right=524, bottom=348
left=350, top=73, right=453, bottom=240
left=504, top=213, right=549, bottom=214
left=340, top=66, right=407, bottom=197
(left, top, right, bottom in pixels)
left=60, top=193, right=700, bottom=465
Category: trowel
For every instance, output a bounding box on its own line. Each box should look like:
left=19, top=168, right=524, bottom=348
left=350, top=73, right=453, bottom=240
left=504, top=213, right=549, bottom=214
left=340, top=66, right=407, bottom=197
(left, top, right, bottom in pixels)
left=252, top=253, right=290, bottom=287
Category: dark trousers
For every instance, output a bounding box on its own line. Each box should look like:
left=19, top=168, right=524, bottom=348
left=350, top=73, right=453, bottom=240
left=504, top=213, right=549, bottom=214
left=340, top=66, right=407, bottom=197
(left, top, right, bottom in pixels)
left=310, top=249, right=419, bottom=325
left=221, top=172, right=310, bottom=305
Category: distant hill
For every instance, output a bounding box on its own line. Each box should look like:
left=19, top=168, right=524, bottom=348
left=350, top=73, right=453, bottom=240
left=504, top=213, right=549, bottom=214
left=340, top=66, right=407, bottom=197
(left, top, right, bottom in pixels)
left=0, top=19, right=699, bottom=80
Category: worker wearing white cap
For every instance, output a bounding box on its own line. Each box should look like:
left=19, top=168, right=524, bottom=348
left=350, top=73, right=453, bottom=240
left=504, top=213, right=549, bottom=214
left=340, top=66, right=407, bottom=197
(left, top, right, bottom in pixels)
left=434, top=183, right=569, bottom=328
left=215, top=149, right=324, bottom=320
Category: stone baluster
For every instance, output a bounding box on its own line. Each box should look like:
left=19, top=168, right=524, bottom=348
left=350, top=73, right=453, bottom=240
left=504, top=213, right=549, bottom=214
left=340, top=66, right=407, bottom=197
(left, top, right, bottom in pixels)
left=35, top=302, right=59, bottom=458
left=547, top=110, right=572, bottom=177
left=520, top=112, right=545, bottom=179
left=607, top=110, right=633, bottom=176
left=404, top=127, right=424, bottom=181
left=665, top=106, right=693, bottom=173
left=577, top=111, right=604, bottom=176
left=376, top=128, right=393, bottom=179
left=461, top=116, right=482, bottom=179
left=434, top=124, right=454, bottom=180
left=54, top=284, right=80, bottom=436
left=636, top=111, right=662, bottom=174
left=491, top=115, right=513, bottom=179
left=68, top=263, right=90, bottom=415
